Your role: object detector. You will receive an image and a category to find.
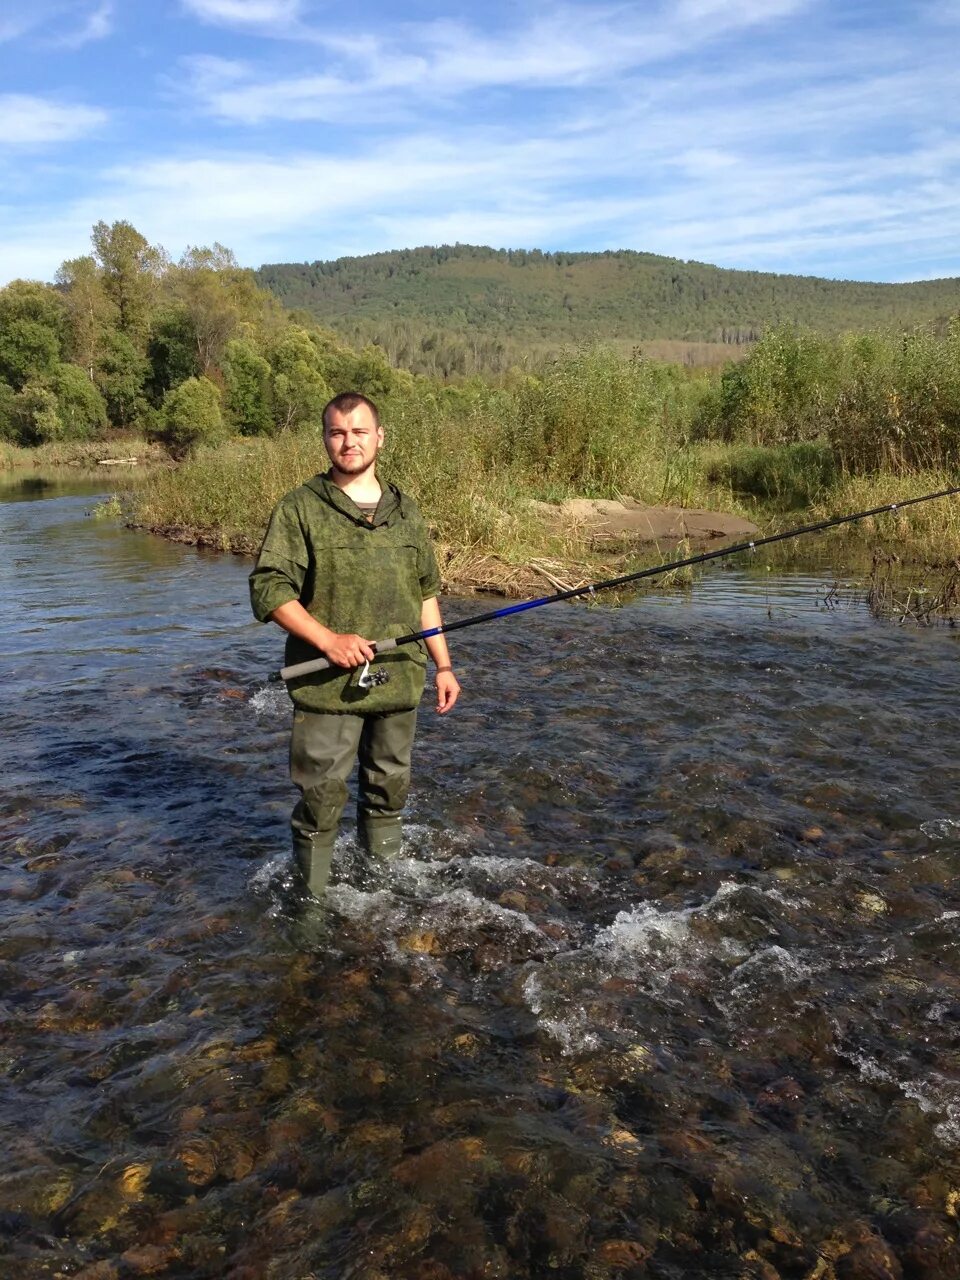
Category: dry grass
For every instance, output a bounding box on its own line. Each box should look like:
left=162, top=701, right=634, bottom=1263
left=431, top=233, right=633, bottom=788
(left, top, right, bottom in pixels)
left=0, top=436, right=162, bottom=469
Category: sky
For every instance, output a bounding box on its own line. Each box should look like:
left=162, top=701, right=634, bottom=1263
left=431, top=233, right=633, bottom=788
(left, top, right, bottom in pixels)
left=1, top=0, right=958, bottom=285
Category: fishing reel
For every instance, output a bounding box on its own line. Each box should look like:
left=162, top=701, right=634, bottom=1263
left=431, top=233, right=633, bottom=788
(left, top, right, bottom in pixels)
left=357, top=659, right=390, bottom=689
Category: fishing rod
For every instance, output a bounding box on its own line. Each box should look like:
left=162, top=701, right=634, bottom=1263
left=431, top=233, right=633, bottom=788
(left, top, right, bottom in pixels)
left=272, top=484, right=960, bottom=683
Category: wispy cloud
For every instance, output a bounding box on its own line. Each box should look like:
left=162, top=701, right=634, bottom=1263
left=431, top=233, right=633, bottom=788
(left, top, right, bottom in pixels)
left=56, top=1, right=113, bottom=48
left=180, top=0, right=302, bottom=29
left=0, top=93, right=107, bottom=145
left=0, top=0, right=112, bottom=47
left=180, top=1, right=815, bottom=123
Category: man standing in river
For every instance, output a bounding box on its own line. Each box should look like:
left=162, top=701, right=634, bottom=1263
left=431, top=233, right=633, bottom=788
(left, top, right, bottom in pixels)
left=249, top=392, right=460, bottom=897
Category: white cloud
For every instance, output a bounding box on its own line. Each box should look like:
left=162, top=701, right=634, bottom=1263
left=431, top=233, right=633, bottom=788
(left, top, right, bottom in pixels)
left=57, top=1, right=113, bottom=48
left=181, top=0, right=302, bottom=27
left=179, top=0, right=816, bottom=122
left=2, top=118, right=959, bottom=285
left=0, top=94, right=107, bottom=145
left=0, top=0, right=112, bottom=47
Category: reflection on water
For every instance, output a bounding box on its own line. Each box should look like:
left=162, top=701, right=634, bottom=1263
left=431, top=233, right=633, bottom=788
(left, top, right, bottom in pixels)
left=1, top=477, right=959, bottom=1278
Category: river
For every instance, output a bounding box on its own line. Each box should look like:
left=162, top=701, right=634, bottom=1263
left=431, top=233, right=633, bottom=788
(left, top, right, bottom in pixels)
left=2, top=472, right=959, bottom=1280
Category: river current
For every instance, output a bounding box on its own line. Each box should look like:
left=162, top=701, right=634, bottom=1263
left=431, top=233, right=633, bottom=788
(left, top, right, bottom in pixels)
left=1, top=473, right=959, bottom=1280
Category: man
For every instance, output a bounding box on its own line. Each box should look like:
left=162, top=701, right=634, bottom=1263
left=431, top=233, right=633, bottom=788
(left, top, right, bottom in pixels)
left=249, top=391, right=460, bottom=898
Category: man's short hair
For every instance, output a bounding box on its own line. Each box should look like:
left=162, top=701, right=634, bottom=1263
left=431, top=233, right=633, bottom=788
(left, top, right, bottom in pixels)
left=322, top=392, right=380, bottom=430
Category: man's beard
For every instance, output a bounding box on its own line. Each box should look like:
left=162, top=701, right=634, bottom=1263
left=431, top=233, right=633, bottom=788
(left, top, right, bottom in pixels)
left=331, top=448, right=378, bottom=476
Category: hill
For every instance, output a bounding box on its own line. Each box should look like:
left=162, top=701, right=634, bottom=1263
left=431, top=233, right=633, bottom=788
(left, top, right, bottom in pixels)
left=256, top=245, right=960, bottom=377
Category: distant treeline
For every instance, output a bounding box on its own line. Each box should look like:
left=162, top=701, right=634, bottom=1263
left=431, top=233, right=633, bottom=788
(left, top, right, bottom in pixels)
left=0, top=222, right=410, bottom=453
left=257, top=244, right=960, bottom=378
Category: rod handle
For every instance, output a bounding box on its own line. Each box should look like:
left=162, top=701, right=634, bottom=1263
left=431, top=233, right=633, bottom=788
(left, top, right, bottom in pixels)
left=274, top=637, right=397, bottom=683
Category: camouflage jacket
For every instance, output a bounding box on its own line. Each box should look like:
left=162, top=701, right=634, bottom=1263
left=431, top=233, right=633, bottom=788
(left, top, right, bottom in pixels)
left=250, top=471, right=442, bottom=714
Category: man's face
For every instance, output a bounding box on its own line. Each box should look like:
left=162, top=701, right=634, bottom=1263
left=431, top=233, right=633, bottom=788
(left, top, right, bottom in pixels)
left=323, top=404, right=384, bottom=478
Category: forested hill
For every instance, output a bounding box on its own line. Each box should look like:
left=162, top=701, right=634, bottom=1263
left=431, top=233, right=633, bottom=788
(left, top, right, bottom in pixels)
left=256, top=245, right=960, bottom=376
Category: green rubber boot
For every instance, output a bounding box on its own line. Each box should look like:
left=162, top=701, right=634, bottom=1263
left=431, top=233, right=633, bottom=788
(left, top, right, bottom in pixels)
left=293, top=830, right=336, bottom=899
left=358, top=814, right=404, bottom=861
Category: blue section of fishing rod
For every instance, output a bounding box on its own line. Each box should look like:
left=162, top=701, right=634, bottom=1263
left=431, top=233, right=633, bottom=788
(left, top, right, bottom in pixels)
left=418, top=595, right=556, bottom=639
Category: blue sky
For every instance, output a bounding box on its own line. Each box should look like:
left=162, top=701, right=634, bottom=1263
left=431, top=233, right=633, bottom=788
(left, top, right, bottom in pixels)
left=1, top=0, right=958, bottom=285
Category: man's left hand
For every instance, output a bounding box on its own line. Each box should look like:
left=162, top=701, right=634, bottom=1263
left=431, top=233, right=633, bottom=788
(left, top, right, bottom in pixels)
left=435, top=670, right=461, bottom=715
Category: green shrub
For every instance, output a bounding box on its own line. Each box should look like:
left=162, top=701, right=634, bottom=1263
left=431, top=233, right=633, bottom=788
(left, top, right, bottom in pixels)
left=160, top=375, right=225, bottom=455
left=224, top=338, right=274, bottom=435
left=705, top=442, right=836, bottom=508
left=50, top=363, right=108, bottom=439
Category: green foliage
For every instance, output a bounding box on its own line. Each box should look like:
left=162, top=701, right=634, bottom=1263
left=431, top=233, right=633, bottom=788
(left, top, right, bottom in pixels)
left=223, top=339, right=274, bottom=435
left=169, top=243, right=273, bottom=375
left=705, top=442, right=837, bottom=508
left=0, top=281, right=65, bottom=389
left=708, top=329, right=842, bottom=445
left=324, top=342, right=403, bottom=401
left=49, top=363, right=109, bottom=439
left=0, top=381, right=18, bottom=442
left=55, top=255, right=116, bottom=377
left=704, top=324, right=960, bottom=476
left=13, top=382, right=62, bottom=444
left=257, top=244, right=960, bottom=378
left=3, top=216, right=959, bottom=508
left=97, top=331, right=150, bottom=427
left=161, top=375, right=225, bottom=455
left=91, top=219, right=165, bottom=345
left=147, top=304, right=200, bottom=404
left=505, top=347, right=690, bottom=496
left=269, top=327, right=331, bottom=432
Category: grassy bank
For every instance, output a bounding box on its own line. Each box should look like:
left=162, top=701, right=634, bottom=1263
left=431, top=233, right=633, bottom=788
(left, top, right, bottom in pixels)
left=123, top=435, right=960, bottom=600
left=87, top=334, right=960, bottom=604
left=0, top=436, right=165, bottom=470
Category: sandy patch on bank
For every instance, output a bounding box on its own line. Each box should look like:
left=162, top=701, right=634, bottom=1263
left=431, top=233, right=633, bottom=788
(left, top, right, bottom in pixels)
left=531, top=498, right=757, bottom=547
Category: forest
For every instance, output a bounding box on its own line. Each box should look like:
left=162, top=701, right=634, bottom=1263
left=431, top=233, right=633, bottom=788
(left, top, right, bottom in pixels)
left=0, top=221, right=405, bottom=455
left=257, top=244, right=960, bottom=377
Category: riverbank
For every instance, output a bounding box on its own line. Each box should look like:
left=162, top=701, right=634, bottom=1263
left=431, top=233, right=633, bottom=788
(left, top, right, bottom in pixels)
left=117, top=432, right=960, bottom=602
left=0, top=436, right=167, bottom=470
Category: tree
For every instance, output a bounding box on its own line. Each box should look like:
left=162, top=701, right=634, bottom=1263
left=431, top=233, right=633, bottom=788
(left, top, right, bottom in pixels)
left=13, top=382, right=61, bottom=444
left=0, top=280, right=65, bottom=389
left=326, top=342, right=400, bottom=400
left=161, top=375, right=224, bottom=455
left=147, top=303, right=200, bottom=404
left=170, top=243, right=275, bottom=376
left=223, top=338, right=273, bottom=434
left=0, top=382, right=17, bottom=442
left=269, top=326, right=331, bottom=432
left=55, top=255, right=116, bottom=380
left=97, top=330, right=149, bottom=427
left=50, top=362, right=108, bottom=438
left=91, top=220, right=165, bottom=347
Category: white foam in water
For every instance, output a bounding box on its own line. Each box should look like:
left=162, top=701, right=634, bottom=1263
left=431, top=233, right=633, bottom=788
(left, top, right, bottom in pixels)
left=921, top=818, right=960, bottom=839
left=249, top=685, right=288, bottom=719
left=728, top=944, right=813, bottom=995
left=327, top=883, right=396, bottom=921
left=458, top=853, right=598, bottom=896
left=522, top=882, right=815, bottom=1055
left=431, top=886, right=545, bottom=936
left=595, top=882, right=780, bottom=969
left=523, top=973, right=602, bottom=1053
left=848, top=1051, right=960, bottom=1147
left=250, top=852, right=290, bottom=889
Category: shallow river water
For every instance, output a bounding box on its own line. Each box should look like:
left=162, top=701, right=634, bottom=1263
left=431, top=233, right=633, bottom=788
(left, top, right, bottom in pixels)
left=2, top=473, right=960, bottom=1280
